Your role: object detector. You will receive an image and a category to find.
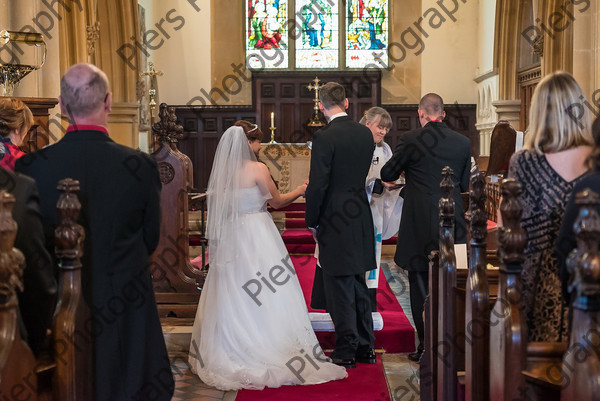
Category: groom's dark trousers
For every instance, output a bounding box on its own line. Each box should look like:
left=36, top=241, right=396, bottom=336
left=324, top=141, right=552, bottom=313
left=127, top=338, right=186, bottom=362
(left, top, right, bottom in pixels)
left=305, top=115, right=377, bottom=359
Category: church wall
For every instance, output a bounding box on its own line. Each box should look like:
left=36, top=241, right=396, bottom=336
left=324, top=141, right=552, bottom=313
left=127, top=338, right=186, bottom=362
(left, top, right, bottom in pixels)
left=381, top=1, right=422, bottom=104
left=137, top=0, right=212, bottom=106
left=420, top=0, right=479, bottom=104
left=573, top=0, right=600, bottom=107
left=475, top=0, right=499, bottom=156
left=477, top=0, right=497, bottom=75
left=210, top=0, right=251, bottom=106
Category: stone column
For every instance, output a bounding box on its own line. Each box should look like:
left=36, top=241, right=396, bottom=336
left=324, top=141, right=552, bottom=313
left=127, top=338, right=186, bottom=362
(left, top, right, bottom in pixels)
left=492, top=100, right=521, bottom=131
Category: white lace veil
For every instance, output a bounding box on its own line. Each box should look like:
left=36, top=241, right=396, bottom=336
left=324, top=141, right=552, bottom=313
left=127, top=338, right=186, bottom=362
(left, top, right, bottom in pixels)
left=206, top=126, right=258, bottom=244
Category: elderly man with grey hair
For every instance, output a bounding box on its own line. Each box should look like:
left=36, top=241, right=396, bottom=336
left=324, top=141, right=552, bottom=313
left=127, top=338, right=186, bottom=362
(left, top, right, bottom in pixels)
left=16, top=63, right=173, bottom=401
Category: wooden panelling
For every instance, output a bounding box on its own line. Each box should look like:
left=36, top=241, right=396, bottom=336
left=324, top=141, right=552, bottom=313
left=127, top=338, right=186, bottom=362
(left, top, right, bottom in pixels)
left=173, top=72, right=477, bottom=191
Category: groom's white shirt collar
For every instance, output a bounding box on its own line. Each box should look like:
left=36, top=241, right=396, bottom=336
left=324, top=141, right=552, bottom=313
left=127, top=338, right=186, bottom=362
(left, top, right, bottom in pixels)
left=327, top=112, right=348, bottom=123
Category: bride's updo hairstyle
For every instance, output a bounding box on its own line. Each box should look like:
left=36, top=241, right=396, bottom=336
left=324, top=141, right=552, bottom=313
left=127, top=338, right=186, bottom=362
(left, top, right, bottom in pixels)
left=234, top=120, right=263, bottom=142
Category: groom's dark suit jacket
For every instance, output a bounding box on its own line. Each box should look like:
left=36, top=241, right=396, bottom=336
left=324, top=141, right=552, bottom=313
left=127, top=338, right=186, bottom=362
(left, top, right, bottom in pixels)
left=381, top=121, right=471, bottom=272
left=306, top=116, right=376, bottom=276
left=16, top=129, right=173, bottom=401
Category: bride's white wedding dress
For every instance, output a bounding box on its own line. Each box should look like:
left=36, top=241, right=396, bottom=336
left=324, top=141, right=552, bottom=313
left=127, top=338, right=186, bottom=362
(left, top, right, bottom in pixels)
left=188, top=185, right=347, bottom=390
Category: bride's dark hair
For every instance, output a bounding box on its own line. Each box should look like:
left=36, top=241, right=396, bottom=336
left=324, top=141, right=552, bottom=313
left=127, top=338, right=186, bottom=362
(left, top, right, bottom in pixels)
left=234, top=120, right=263, bottom=142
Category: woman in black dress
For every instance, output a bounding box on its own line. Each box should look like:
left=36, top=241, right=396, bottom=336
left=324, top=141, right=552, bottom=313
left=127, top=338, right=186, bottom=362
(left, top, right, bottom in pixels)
left=508, top=71, right=593, bottom=342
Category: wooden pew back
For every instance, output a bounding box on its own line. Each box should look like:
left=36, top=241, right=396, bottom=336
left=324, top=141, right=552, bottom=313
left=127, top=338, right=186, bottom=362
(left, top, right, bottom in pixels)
left=52, top=178, right=93, bottom=401
left=0, top=190, right=38, bottom=400
left=489, top=178, right=527, bottom=401
left=561, top=189, right=600, bottom=401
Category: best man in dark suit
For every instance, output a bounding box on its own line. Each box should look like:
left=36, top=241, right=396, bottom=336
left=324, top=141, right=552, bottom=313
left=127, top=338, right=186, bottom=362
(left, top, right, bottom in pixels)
left=16, top=63, right=174, bottom=401
left=305, top=82, right=377, bottom=368
left=380, top=93, right=471, bottom=362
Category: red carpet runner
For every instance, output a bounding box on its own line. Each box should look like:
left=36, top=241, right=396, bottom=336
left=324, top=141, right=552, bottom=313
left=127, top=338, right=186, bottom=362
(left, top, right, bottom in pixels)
left=236, top=355, right=389, bottom=401
left=292, top=255, right=415, bottom=353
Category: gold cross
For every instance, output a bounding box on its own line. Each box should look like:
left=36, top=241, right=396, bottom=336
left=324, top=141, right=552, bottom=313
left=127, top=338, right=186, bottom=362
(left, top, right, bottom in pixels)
left=307, top=76, right=323, bottom=101
left=140, top=61, right=163, bottom=79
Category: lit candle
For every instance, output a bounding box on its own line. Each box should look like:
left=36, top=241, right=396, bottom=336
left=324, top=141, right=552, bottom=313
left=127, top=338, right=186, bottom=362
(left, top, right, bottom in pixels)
left=271, top=112, right=275, bottom=127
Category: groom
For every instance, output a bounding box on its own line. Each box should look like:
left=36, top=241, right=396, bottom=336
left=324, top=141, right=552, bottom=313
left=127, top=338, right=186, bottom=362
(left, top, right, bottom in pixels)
left=305, top=82, right=376, bottom=368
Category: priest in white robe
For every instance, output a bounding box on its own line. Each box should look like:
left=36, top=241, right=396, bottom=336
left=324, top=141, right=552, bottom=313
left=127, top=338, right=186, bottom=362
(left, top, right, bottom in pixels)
left=361, top=107, right=403, bottom=310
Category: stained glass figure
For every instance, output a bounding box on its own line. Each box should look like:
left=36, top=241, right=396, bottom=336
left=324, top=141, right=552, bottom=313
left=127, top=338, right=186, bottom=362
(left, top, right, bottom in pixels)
left=346, top=0, right=388, bottom=68
left=246, top=0, right=289, bottom=69
left=295, top=0, right=339, bottom=69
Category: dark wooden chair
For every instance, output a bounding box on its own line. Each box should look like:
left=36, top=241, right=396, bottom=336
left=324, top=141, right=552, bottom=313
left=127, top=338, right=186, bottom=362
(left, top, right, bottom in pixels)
left=485, top=121, right=517, bottom=177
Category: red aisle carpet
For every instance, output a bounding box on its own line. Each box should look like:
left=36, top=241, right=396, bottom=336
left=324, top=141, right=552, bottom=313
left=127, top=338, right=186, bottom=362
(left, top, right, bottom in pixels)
left=236, top=354, right=389, bottom=401
left=293, top=256, right=415, bottom=354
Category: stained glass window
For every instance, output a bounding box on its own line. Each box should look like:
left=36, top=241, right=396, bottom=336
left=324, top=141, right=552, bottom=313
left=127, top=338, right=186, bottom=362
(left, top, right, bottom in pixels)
left=346, top=0, right=388, bottom=68
left=294, top=0, right=339, bottom=69
left=246, top=0, right=289, bottom=69
left=244, top=0, right=389, bottom=69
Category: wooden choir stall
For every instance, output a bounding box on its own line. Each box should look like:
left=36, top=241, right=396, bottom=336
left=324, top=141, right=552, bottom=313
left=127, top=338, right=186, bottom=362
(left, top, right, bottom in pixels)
left=149, top=103, right=206, bottom=318
left=420, top=168, right=599, bottom=401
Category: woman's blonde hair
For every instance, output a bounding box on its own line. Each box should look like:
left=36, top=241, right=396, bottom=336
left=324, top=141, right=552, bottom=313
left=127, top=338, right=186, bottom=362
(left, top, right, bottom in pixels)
left=525, top=71, right=593, bottom=153
left=0, top=98, right=33, bottom=138
left=359, top=106, right=392, bottom=130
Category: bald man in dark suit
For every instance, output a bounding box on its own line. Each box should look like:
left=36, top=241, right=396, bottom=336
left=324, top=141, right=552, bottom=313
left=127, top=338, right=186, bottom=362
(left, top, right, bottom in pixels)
left=381, top=93, right=471, bottom=362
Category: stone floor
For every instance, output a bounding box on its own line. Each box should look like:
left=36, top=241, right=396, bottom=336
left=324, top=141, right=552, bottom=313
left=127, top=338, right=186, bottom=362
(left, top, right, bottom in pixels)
left=164, top=256, right=421, bottom=400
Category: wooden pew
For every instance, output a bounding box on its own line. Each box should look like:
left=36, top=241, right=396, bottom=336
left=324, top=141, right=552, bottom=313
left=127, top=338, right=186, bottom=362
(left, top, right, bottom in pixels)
left=422, top=170, right=501, bottom=401
left=425, top=172, right=595, bottom=401
left=53, top=178, right=93, bottom=401
left=489, top=178, right=527, bottom=401
left=561, top=189, right=600, bottom=401
left=0, top=178, right=93, bottom=400
left=465, top=172, right=490, bottom=401
left=437, top=167, right=459, bottom=401
left=0, top=190, right=38, bottom=400
left=489, top=178, right=565, bottom=401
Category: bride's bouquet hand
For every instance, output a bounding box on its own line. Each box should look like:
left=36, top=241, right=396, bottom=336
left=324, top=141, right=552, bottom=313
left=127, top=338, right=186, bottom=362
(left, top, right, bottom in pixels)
left=297, top=182, right=308, bottom=196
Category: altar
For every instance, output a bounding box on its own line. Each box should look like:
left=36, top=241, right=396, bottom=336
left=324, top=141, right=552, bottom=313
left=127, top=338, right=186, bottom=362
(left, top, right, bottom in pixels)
left=259, top=143, right=311, bottom=193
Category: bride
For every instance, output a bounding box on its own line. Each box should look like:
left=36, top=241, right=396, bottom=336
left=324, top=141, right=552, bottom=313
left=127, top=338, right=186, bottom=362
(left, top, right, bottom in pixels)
left=188, top=121, right=347, bottom=390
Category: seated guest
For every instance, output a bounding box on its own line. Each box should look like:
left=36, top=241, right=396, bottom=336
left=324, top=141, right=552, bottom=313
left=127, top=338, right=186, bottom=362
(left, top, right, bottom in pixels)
left=0, top=98, right=32, bottom=170
left=0, top=168, right=56, bottom=356
left=16, top=63, right=174, bottom=401
left=360, top=107, right=403, bottom=309
left=555, top=116, right=600, bottom=305
left=507, top=71, right=593, bottom=342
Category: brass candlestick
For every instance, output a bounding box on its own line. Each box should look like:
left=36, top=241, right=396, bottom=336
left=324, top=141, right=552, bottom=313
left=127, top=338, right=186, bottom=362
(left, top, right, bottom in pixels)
left=268, top=125, right=277, bottom=144
left=148, top=88, right=157, bottom=123
left=307, top=76, right=326, bottom=127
